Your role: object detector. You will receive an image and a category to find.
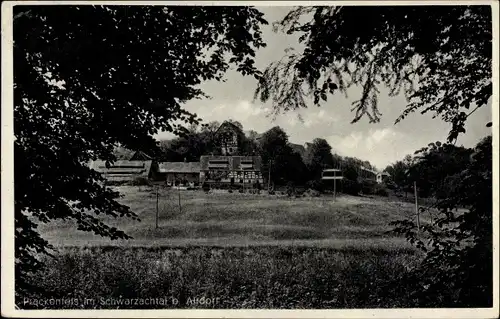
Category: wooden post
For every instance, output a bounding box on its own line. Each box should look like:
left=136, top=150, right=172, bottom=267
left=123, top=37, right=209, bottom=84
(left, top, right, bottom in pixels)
left=267, top=159, right=272, bottom=192
left=155, top=186, right=159, bottom=229
left=414, top=181, right=420, bottom=232
left=333, top=173, right=337, bottom=201
left=178, top=184, right=182, bottom=214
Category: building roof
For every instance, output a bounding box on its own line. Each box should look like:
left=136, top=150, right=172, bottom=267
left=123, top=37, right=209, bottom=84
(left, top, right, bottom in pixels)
left=158, top=162, right=201, bottom=173
left=360, top=166, right=378, bottom=175
left=215, top=121, right=242, bottom=136
left=129, top=151, right=152, bottom=161
left=200, top=155, right=262, bottom=171
left=89, top=160, right=153, bottom=181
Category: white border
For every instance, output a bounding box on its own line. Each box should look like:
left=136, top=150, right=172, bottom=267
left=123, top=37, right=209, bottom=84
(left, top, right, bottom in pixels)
left=1, top=1, right=499, bottom=318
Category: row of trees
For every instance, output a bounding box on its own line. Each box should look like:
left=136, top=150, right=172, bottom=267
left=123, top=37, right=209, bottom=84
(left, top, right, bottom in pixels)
left=384, top=141, right=475, bottom=199
left=153, top=120, right=377, bottom=190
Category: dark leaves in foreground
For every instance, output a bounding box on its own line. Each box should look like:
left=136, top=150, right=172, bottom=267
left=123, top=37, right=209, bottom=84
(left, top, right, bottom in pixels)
left=255, top=6, right=492, bottom=142
left=389, top=136, right=492, bottom=307
left=14, top=5, right=267, bottom=294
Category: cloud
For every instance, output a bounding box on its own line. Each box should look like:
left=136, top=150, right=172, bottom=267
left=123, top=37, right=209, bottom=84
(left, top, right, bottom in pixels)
left=303, top=109, right=339, bottom=128
left=326, top=128, right=414, bottom=169
left=155, top=99, right=274, bottom=140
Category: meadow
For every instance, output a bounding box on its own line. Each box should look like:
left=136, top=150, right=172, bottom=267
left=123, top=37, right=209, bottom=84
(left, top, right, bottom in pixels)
left=40, top=186, right=425, bottom=249
left=25, top=186, right=429, bottom=309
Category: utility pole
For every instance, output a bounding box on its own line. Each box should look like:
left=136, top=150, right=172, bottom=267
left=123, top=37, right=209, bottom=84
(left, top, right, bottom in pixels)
left=155, top=186, right=159, bottom=229
left=414, top=181, right=420, bottom=232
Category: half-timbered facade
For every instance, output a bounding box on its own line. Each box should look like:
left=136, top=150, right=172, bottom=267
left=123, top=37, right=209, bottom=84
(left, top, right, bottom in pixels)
left=200, top=155, right=263, bottom=187
left=214, top=121, right=244, bottom=156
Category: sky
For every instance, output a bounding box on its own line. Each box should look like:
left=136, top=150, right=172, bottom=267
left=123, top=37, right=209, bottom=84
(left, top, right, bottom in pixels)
left=154, top=6, right=492, bottom=170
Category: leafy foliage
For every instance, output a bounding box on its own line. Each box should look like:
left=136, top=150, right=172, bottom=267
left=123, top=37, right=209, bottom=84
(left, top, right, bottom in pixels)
left=384, top=155, right=414, bottom=195
left=255, top=6, right=492, bottom=141
left=390, top=136, right=492, bottom=306
left=14, top=5, right=267, bottom=293
left=159, top=120, right=260, bottom=162
left=410, top=142, right=473, bottom=198
left=258, top=126, right=300, bottom=186
left=305, top=138, right=334, bottom=179
left=255, top=5, right=493, bottom=307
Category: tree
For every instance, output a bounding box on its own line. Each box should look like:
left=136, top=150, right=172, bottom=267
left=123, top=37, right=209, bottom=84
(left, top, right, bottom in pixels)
left=283, top=150, right=310, bottom=186
left=240, top=136, right=259, bottom=156
left=200, top=120, right=221, bottom=154
left=390, top=136, right=492, bottom=307
left=385, top=158, right=412, bottom=195
left=409, top=142, right=473, bottom=198
left=241, top=130, right=260, bottom=155
left=246, top=129, right=260, bottom=141
left=14, top=5, right=267, bottom=295
left=254, top=5, right=493, bottom=306
left=163, top=132, right=210, bottom=162
left=340, top=161, right=360, bottom=195
left=255, top=6, right=492, bottom=142
left=258, top=126, right=297, bottom=186
left=306, top=138, right=334, bottom=179
left=200, top=121, right=221, bottom=135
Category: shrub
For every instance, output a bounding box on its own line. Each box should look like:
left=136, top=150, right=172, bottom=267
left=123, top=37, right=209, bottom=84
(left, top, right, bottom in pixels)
left=342, top=179, right=361, bottom=195
left=255, top=181, right=262, bottom=190
left=202, top=183, right=210, bottom=193
left=360, top=179, right=377, bottom=195
left=374, top=184, right=389, bottom=197
left=306, top=179, right=324, bottom=192
left=306, top=189, right=321, bottom=197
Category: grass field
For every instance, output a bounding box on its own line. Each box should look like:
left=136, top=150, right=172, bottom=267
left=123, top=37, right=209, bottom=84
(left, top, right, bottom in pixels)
left=25, top=186, right=430, bottom=309
left=39, top=186, right=425, bottom=249
left=23, top=246, right=421, bottom=309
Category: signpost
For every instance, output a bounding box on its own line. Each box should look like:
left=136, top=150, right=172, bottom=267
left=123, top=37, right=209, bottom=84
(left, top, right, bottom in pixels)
left=322, top=169, right=343, bottom=200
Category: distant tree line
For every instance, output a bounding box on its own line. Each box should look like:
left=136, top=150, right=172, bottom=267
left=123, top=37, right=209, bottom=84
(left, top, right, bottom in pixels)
left=147, top=119, right=381, bottom=193
left=384, top=141, right=475, bottom=200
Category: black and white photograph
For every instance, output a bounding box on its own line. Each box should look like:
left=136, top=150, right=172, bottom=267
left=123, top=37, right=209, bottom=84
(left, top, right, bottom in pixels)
left=1, top=1, right=498, bottom=317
